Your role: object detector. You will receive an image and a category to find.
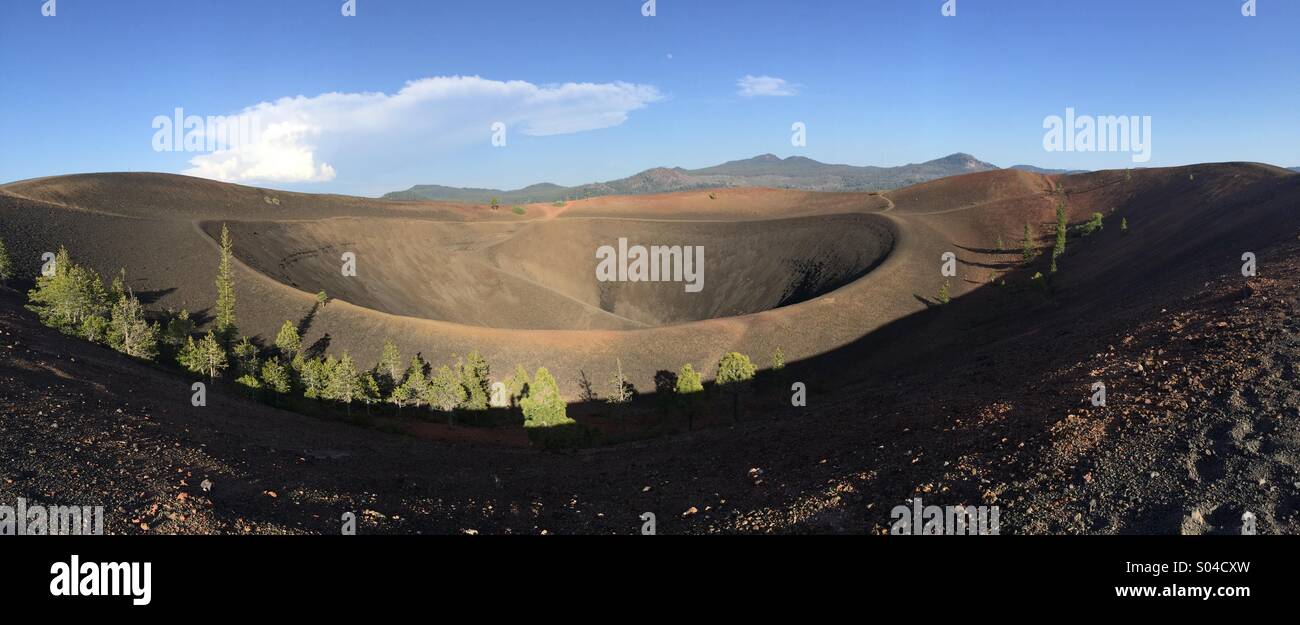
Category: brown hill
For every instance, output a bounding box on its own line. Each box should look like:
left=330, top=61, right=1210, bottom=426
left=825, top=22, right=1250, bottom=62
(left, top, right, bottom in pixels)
left=3, top=162, right=1299, bottom=534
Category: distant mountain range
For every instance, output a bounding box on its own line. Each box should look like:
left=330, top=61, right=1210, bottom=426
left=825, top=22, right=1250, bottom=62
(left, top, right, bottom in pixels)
left=381, top=153, right=1080, bottom=203
left=1291, top=167, right=1300, bottom=173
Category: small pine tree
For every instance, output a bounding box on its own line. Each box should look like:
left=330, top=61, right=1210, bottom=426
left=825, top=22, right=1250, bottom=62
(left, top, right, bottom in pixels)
left=1021, top=224, right=1036, bottom=262
left=426, top=365, right=467, bottom=425
left=107, top=289, right=159, bottom=360
left=80, top=315, right=110, bottom=344
left=274, top=320, right=301, bottom=357
left=261, top=359, right=291, bottom=394
left=1080, top=212, right=1104, bottom=237
left=190, top=331, right=228, bottom=380
left=0, top=237, right=12, bottom=283
left=26, top=247, right=110, bottom=336
left=214, top=224, right=237, bottom=342
left=315, top=290, right=329, bottom=307
left=163, top=308, right=194, bottom=349
left=716, top=352, right=757, bottom=423
left=357, top=372, right=382, bottom=414
left=520, top=367, right=570, bottom=428
left=300, top=357, right=328, bottom=399
left=325, top=353, right=361, bottom=409
left=937, top=280, right=951, bottom=305
left=1120, top=217, right=1128, bottom=232
left=458, top=351, right=491, bottom=410
left=376, top=338, right=402, bottom=390
left=489, top=197, right=500, bottom=210
left=1053, top=201, right=1068, bottom=261
left=674, top=363, right=704, bottom=431
left=400, top=356, right=428, bottom=408
left=771, top=348, right=785, bottom=370
left=109, top=268, right=127, bottom=305
left=506, top=364, right=531, bottom=407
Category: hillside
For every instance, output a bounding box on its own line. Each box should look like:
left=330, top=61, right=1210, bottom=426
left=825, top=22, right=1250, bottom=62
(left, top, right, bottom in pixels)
left=4, top=162, right=1300, bottom=534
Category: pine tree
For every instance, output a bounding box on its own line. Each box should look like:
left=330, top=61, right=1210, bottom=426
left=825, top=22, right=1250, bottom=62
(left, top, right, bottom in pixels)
left=771, top=347, right=785, bottom=371
left=1021, top=224, right=1036, bottom=262
left=400, top=356, right=428, bottom=408
left=376, top=338, right=402, bottom=391
left=506, top=364, right=531, bottom=407
left=357, top=372, right=381, bottom=414
left=1052, top=200, right=1067, bottom=266
left=107, top=289, right=159, bottom=360
left=300, top=358, right=328, bottom=399
left=426, top=365, right=467, bottom=424
left=1120, top=217, right=1128, bottom=233
left=325, top=353, right=360, bottom=408
left=191, top=331, right=228, bottom=380
left=27, top=247, right=110, bottom=335
left=520, top=367, right=569, bottom=428
left=274, top=320, right=301, bottom=357
left=214, top=223, right=237, bottom=341
left=937, top=280, right=951, bottom=305
left=459, top=351, right=491, bottom=410
left=260, top=359, right=291, bottom=394
left=674, top=363, right=704, bottom=431
left=0, top=237, right=12, bottom=283
left=716, top=352, right=757, bottom=423
left=230, top=336, right=259, bottom=380
left=163, top=308, right=194, bottom=349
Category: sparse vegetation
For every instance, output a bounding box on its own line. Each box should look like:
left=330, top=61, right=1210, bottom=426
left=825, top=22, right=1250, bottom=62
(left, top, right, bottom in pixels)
left=1078, top=212, right=1104, bottom=237
left=674, top=363, right=704, bottom=430
left=716, top=352, right=756, bottom=422
left=270, top=323, right=299, bottom=365
left=458, top=351, right=491, bottom=410
left=215, top=224, right=237, bottom=342
left=511, top=205, right=525, bottom=215
left=1021, top=224, right=1036, bottom=262
left=1052, top=201, right=1067, bottom=272
left=0, top=238, right=13, bottom=284
left=107, top=288, right=159, bottom=360
left=427, top=365, right=466, bottom=424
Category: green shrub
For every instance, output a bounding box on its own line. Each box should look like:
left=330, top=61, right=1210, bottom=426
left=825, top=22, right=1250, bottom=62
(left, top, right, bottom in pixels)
left=511, top=205, right=525, bottom=215
left=1078, top=212, right=1104, bottom=237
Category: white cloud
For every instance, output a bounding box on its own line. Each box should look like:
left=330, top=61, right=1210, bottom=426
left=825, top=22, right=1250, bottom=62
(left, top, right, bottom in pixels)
left=736, top=75, right=799, bottom=98
left=183, top=76, right=663, bottom=183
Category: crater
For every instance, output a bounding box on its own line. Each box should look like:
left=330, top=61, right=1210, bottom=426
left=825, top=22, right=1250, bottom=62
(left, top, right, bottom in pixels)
left=215, top=213, right=893, bottom=330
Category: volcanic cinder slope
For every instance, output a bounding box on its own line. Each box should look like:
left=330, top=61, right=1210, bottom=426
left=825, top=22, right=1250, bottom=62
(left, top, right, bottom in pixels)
left=0, top=171, right=975, bottom=396
left=3, top=163, right=1300, bottom=534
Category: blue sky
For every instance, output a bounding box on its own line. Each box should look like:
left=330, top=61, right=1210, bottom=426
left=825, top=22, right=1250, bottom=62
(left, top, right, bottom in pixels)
left=1, top=0, right=1296, bottom=196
